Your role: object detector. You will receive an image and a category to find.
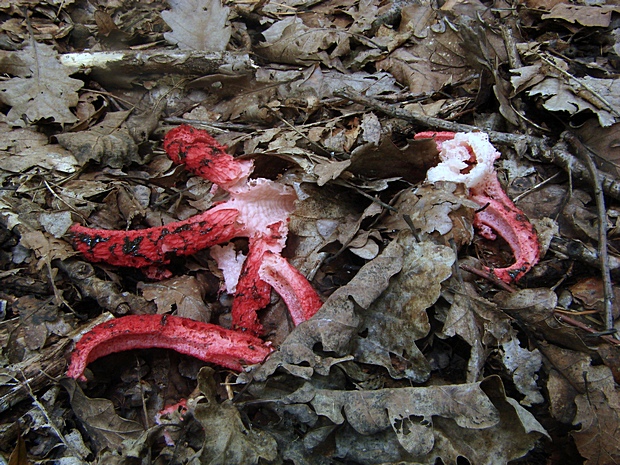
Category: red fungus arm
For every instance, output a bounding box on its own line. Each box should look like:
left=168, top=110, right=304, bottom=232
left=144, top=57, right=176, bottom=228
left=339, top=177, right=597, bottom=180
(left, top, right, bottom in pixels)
left=69, top=208, right=241, bottom=269
left=67, top=315, right=273, bottom=381
left=69, top=124, right=322, bottom=343
left=415, top=131, right=540, bottom=283
left=230, top=230, right=323, bottom=334
left=163, top=124, right=253, bottom=191
left=230, top=236, right=273, bottom=335
left=259, top=252, right=322, bottom=326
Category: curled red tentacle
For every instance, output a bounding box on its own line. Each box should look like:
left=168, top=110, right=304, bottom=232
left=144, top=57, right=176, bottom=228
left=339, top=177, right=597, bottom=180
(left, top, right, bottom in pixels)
left=67, top=315, right=273, bottom=381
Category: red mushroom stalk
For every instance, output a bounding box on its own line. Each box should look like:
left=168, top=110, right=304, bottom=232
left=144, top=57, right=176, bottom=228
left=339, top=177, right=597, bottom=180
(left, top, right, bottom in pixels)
left=69, top=125, right=322, bottom=336
left=67, top=315, right=273, bottom=381
left=415, top=131, right=539, bottom=283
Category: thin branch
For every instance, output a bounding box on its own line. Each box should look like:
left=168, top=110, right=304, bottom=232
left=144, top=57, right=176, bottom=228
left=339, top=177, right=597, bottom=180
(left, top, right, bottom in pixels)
left=562, top=132, right=616, bottom=332
left=58, top=50, right=254, bottom=76
left=335, top=87, right=620, bottom=201
left=554, top=312, right=620, bottom=346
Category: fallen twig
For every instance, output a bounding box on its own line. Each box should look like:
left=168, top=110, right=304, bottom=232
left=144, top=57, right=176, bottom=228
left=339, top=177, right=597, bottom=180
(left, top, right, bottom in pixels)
left=59, top=50, right=254, bottom=76
left=554, top=311, right=620, bottom=346
left=562, top=132, right=616, bottom=333
left=335, top=87, right=620, bottom=201
left=550, top=236, right=620, bottom=271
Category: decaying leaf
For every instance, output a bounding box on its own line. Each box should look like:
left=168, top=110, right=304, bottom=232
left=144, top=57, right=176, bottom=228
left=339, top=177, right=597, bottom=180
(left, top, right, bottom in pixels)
left=8, top=434, right=28, bottom=465
left=61, top=378, right=144, bottom=453
left=14, top=296, right=73, bottom=350
left=440, top=280, right=514, bottom=382
left=257, top=16, right=350, bottom=66
left=287, top=376, right=547, bottom=465
left=376, top=0, right=505, bottom=96
left=494, top=288, right=595, bottom=353
left=0, top=43, right=83, bottom=126
left=193, top=367, right=278, bottom=465
left=55, top=111, right=141, bottom=168
left=501, top=338, right=544, bottom=406
left=575, top=119, right=620, bottom=178
left=513, top=58, right=620, bottom=127
left=308, top=379, right=499, bottom=446
left=541, top=4, right=619, bottom=28
left=138, top=275, right=212, bottom=322
left=381, top=183, right=476, bottom=244
left=355, top=231, right=455, bottom=382
left=288, top=182, right=363, bottom=279
left=347, top=135, right=439, bottom=184
left=19, top=230, right=76, bottom=270
left=312, top=159, right=351, bottom=187
left=0, top=125, right=78, bottom=173
left=541, top=344, right=620, bottom=463
left=162, top=0, right=231, bottom=52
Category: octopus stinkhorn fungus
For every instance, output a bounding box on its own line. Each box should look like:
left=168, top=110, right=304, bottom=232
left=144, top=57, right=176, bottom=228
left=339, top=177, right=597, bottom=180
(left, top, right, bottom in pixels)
left=66, top=315, right=273, bottom=381
left=414, top=131, right=539, bottom=283
left=70, top=125, right=321, bottom=335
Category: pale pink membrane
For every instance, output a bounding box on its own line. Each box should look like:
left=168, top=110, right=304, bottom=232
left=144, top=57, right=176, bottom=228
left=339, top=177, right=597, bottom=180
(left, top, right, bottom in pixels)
left=210, top=243, right=246, bottom=293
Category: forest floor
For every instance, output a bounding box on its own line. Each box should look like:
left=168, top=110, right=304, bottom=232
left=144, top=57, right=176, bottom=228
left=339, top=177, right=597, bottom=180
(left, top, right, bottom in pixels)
left=1, top=0, right=620, bottom=464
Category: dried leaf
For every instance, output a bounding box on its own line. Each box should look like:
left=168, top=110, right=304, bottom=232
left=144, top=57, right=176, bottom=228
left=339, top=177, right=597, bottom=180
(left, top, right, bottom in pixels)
left=15, top=296, right=72, bottom=350
left=526, top=68, right=620, bottom=127
left=440, top=281, right=514, bottom=382
left=501, top=338, right=544, bottom=406
left=575, top=119, right=620, bottom=178
left=374, top=2, right=505, bottom=98
left=138, top=275, right=211, bottom=322
left=541, top=345, right=620, bottom=463
left=61, top=378, right=144, bottom=453
left=381, top=183, right=476, bottom=243
left=305, top=376, right=547, bottom=464
left=258, top=17, right=349, bottom=66
left=0, top=125, right=77, bottom=173
left=355, top=232, right=454, bottom=382
left=8, top=434, right=28, bottom=465
left=307, top=380, right=499, bottom=449
left=288, top=183, right=360, bottom=278
left=162, top=0, right=231, bottom=52
left=348, top=136, right=439, bottom=184
left=313, top=159, right=351, bottom=187
left=193, top=367, right=278, bottom=465
left=55, top=111, right=141, bottom=168
left=0, top=43, right=82, bottom=126
left=494, top=288, right=595, bottom=353
left=39, top=211, right=74, bottom=238
left=573, top=388, right=620, bottom=464
left=541, top=4, right=619, bottom=28
left=19, top=230, right=76, bottom=270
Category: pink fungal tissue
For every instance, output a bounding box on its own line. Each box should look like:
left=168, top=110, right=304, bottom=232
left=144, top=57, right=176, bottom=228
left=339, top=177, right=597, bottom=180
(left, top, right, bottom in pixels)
left=415, top=131, right=540, bottom=283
